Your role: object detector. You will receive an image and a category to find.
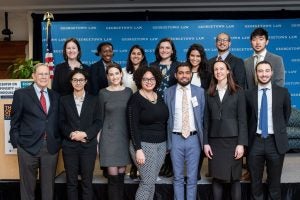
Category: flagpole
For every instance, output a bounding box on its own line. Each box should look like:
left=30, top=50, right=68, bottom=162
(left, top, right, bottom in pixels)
left=43, top=12, right=54, bottom=79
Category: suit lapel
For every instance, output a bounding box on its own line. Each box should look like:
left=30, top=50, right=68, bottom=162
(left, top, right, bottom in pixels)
left=170, top=86, right=176, bottom=116
left=69, top=95, right=80, bottom=118
left=253, top=87, right=258, bottom=118
left=28, top=85, right=46, bottom=115
left=80, top=95, right=89, bottom=118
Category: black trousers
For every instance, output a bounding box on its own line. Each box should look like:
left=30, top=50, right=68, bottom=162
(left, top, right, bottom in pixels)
left=248, top=135, right=285, bottom=200
left=17, top=141, right=58, bottom=200
left=62, top=145, right=97, bottom=200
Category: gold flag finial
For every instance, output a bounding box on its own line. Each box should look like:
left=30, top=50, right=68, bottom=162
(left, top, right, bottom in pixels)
left=43, top=12, right=54, bottom=22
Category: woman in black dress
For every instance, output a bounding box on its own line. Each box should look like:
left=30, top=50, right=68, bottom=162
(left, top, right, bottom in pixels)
left=204, top=60, right=247, bottom=200
left=52, top=38, right=89, bottom=96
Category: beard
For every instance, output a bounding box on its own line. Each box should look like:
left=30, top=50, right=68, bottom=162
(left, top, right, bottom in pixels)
left=177, top=79, right=191, bottom=87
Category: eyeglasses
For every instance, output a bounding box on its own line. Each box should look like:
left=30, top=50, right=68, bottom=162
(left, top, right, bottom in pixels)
left=72, top=78, right=86, bottom=84
left=142, top=77, right=156, bottom=83
left=217, top=38, right=229, bottom=43
left=36, top=73, right=50, bottom=77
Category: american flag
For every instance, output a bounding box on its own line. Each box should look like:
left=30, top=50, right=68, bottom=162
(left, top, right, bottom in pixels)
left=45, top=19, right=54, bottom=79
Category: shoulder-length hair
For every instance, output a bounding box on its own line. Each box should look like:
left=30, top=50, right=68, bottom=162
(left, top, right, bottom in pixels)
left=186, top=43, right=210, bottom=77
left=154, top=38, right=177, bottom=62
left=63, top=38, right=82, bottom=62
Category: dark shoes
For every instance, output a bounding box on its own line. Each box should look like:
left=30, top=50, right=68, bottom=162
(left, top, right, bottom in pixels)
left=130, top=165, right=138, bottom=180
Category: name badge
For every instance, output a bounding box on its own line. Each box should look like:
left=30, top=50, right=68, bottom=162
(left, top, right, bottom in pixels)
left=191, top=96, right=198, bottom=107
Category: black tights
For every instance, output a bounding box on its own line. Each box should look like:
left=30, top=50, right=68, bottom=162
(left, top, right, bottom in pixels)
left=212, top=179, right=241, bottom=200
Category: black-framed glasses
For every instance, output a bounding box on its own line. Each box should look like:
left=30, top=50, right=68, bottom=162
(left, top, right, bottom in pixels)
left=142, top=77, right=156, bottom=83
left=71, top=78, right=86, bottom=84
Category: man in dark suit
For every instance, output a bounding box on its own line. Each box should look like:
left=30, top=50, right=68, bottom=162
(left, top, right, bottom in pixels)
left=89, top=42, right=114, bottom=95
left=164, top=63, right=205, bottom=200
left=244, top=28, right=285, bottom=90
left=209, top=32, right=246, bottom=88
left=10, top=63, right=61, bottom=200
left=245, top=61, right=291, bottom=200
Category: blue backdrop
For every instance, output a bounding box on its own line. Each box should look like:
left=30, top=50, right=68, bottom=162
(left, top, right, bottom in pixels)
left=41, top=19, right=300, bottom=108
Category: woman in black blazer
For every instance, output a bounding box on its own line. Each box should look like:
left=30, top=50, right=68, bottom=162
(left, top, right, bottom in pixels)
left=203, top=60, right=247, bottom=200
left=59, top=68, right=101, bottom=200
left=52, top=38, right=89, bottom=96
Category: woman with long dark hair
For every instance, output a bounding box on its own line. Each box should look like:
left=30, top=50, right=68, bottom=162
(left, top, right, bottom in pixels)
left=204, top=60, right=247, bottom=200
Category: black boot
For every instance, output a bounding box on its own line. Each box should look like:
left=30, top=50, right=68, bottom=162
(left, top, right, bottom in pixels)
left=130, top=165, right=138, bottom=179
left=108, top=175, right=119, bottom=200
left=118, top=173, right=125, bottom=200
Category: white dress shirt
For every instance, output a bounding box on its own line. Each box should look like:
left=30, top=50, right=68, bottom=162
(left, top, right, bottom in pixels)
left=173, top=84, right=196, bottom=132
left=256, top=82, right=274, bottom=134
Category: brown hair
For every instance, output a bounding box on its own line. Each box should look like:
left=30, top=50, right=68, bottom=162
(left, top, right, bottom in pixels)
left=208, top=60, right=239, bottom=96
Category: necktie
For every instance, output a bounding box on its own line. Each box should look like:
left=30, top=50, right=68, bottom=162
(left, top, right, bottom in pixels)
left=181, top=87, right=190, bottom=138
left=259, top=88, right=268, bottom=138
left=217, top=56, right=222, bottom=61
left=40, top=90, right=47, bottom=114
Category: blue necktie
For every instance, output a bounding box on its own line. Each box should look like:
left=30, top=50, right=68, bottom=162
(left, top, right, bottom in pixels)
left=259, top=88, right=268, bottom=138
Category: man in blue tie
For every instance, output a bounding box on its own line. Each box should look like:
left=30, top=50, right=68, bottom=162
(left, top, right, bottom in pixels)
left=245, top=60, right=291, bottom=200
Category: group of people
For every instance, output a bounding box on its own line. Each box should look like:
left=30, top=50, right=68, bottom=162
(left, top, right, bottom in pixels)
left=9, top=27, right=291, bottom=200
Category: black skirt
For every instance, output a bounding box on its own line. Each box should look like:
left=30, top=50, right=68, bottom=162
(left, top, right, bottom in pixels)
left=208, top=137, right=242, bottom=181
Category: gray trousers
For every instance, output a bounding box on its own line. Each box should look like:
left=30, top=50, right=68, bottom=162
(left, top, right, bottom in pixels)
left=17, top=141, right=58, bottom=200
left=130, top=141, right=166, bottom=200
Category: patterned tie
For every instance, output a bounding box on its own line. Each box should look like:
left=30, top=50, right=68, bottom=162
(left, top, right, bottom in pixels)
left=259, top=88, right=268, bottom=138
left=181, top=87, right=190, bottom=138
left=40, top=90, right=47, bottom=114
left=217, top=56, right=222, bottom=61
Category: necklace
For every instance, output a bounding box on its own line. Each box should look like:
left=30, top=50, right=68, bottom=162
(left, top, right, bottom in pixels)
left=141, top=89, right=157, bottom=104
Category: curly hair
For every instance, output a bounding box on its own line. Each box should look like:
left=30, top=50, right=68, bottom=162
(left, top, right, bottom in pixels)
left=133, top=66, right=162, bottom=91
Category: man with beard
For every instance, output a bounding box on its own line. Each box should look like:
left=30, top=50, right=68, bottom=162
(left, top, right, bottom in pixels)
left=244, top=28, right=285, bottom=90
left=89, top=42, right=115, bottom=95
left=164, top=63, right=205, bottom=200
left=245, top=61, right=291, bottom=200
left=209, top=32, right=246, bottom=89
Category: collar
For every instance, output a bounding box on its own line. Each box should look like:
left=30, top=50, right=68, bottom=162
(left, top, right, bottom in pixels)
left=218, top=51, right=230, bottom=60
left=258, top=82, right=272, bottom=91
left=216, top=84, right=228, bottom=91
left=73, top=91, right=86, bottom=102
left=176, top=83, right=191, bottom=91
left=33, top=83, right=48, bottom=94
left=253, top=49, right=267, bottom=58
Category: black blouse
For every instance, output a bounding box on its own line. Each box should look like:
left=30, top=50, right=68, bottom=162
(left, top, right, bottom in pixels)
left=127, top=92, right=169, bottom=151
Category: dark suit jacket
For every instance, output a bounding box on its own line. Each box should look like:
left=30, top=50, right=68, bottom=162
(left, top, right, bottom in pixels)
left=9, top=85, right=61, bottom=155
left=52, top=62, right=90, bottom=96
left=209, top=53, right=246, bottom=89
left=245, top=84, right=291, bottom=154
left=203, top=89, right=248, bottom=146
left=59, top=93, right=102, bottom=148
left=89, top=59, right=110, bottom=95
left=164, top=84, right=205, bottom=150
left=244, top=52, right=285, bottom=90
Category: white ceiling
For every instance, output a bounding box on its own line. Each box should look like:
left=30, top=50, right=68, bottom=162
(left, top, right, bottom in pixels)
left=1, top=0, right=300, bottom=12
